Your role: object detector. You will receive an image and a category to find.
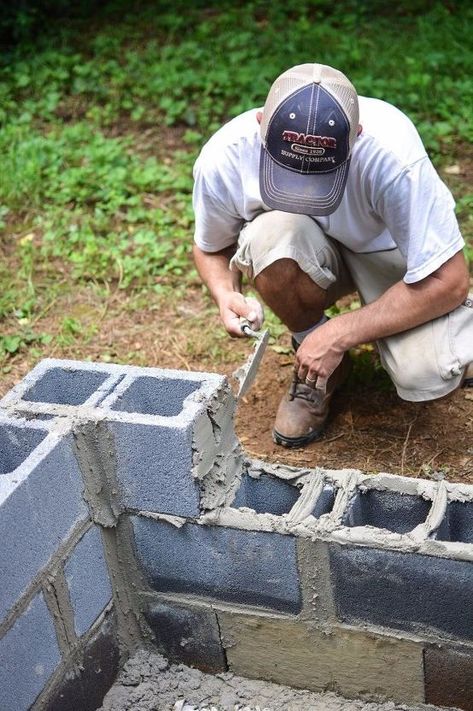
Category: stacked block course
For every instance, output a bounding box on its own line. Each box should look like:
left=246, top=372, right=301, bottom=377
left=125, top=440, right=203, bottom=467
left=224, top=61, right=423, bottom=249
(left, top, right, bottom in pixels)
left=0, top=359, right=236, bottom=710
left=1, top=358, right=473, bottom=710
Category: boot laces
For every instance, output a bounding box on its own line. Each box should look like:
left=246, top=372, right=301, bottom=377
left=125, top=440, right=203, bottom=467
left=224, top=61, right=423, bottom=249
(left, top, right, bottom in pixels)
left=288, top=371, right=323, bottom=403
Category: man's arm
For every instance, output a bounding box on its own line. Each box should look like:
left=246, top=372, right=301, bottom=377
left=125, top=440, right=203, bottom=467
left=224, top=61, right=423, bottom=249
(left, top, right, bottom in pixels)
left=296, top=250, right=470, bottom=385
left=193, top=244, right=263, bottom=337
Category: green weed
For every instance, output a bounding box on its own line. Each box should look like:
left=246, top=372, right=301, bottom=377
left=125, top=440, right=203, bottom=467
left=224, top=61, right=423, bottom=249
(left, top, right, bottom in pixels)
left=0, top=331, right=52, bottom=360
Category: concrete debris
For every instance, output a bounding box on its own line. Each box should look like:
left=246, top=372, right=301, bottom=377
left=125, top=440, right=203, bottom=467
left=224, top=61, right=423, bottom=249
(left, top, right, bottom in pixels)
left=99, top=650, right=454, bottom=711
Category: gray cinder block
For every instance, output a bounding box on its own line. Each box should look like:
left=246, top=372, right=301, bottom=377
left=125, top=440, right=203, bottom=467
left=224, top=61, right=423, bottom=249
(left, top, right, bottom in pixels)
left=0, top=592, right=61, bottom=711
left=0, top=359, right=122, bottom=412
left=2, top=359, right=238, bottom=516
left=436, top=501, right=473, bottom=544
left=144, top=598, right=226, bottom=673
left=342, top=489, right=431, bottom=534
left=107, top=375, right=200, bottom=417
left=106, top=419, right=201, bottom=517
left=64, top=526, right=112, bottom=637
left=23, top=366, right=110, bottom=406
left=232, top=473, right=300, bottom=515
left=312, top=484, right=336, bottom=518
left=0, top=418, right=88, bottom=623
left=44, top=610, right=120, bottom=711
left=98, top=368, right=236, bottom=516
left=0, top=422, right=47, bottom=475
left=131, top=517, right=301, bottom=613
left=330, top=544, right=473, bottom=641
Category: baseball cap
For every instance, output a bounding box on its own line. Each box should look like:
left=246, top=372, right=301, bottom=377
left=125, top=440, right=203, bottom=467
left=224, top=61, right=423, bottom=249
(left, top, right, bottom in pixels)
left=259, top=63, right=359, bottom=216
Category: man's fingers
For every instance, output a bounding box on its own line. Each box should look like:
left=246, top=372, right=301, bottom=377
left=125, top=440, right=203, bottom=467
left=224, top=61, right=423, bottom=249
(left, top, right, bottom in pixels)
left=304, top=373, right=317, bottom=388
left=223, top=312, right=247, bottom=338
left=297, top=356, right=327, bottom=390
left=225, top=296, right=264, bottom=328
left=219, top=294, right=264, bottom=338
left=244, top=298, right=264, bottom=330
left=302, top=371, right=328, bottom=393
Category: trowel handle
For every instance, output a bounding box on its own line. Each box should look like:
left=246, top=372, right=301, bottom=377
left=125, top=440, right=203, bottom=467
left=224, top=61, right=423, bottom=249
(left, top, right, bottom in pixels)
left=240, top=319, right=260, bottom=338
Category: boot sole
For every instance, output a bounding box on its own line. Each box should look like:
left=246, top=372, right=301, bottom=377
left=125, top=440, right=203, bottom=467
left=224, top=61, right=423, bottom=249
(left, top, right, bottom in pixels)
left=272, top=426, right=324, bottom=449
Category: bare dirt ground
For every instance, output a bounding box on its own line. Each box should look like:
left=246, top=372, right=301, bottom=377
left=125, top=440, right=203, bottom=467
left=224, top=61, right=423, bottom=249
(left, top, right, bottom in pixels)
left=236, top=347, right=473, bottom=483
left=1, top=282, right=472, bottom=484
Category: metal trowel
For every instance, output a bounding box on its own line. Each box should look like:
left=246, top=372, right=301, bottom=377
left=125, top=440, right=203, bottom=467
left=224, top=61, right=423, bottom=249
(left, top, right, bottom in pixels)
left=232, top=319, right=269, bottom=399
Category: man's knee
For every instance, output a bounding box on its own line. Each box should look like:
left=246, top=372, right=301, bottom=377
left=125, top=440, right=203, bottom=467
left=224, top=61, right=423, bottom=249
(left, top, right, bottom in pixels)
left=232, top=210, right=344, bottom=297
left=255, top=257, right=301, bottom=291
left=380, top=304, right=473, bottom=402
left=386, top=357, right=437, bottom=400
left=380, top=340, right=462, bottom=402
left=241, top=211, right=321, bottom=268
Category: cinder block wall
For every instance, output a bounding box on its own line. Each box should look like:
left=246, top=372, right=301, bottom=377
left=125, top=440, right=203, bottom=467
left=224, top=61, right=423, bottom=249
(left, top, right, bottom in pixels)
left=0, top=413, right=118, bottom=711
left=0, top=359, right=237, bottom=710
left=1, top=359, right=473, bottom=711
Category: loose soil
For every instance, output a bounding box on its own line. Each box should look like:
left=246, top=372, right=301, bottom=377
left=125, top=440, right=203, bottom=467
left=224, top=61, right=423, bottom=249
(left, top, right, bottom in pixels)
left=99, top=649, right=451, bottom=711
left=1, top=283, right=472, bottom=484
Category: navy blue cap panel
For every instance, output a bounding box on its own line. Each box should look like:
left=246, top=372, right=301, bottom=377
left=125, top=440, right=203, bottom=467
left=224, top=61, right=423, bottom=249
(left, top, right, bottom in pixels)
left=260, top=146, right=350, bottom=216
left=265, top=84, right=350, bottom=175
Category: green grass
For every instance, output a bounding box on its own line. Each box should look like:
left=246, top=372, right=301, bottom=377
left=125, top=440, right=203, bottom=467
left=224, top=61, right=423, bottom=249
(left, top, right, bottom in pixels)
left=0, top=0, right=472, bottom=362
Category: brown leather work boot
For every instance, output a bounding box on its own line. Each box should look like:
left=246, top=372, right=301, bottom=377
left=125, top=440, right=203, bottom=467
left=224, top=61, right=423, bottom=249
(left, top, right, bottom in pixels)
left=273, top=352, right=352, bottom=448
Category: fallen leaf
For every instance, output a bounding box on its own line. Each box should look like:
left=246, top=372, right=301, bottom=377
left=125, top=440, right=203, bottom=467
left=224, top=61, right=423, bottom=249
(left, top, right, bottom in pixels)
left=444, top=164, right=461, bottom=175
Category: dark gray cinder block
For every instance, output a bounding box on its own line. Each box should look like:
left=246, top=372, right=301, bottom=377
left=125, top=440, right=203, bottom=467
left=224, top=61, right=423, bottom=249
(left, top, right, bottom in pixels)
left=232, top=473, right=300, bottom=515
left=342, top=489, right=431, bottom=534
left=109, top=375, right=200, bottom=417
left=330, top=545, right=473, bottom=641
left=312, top=485, right=336, bottom=518
left=108, top=421, right=201, bottom=517
left=424, top=644, right=473, bottom=710
left=99, top=370, right=226, bottom=517
left=144, top=600, right=226, bottom=673
left=132, top=517, right=301, bottom=613
left=436, top=501, right=473, bottom=544
left=0, top=593, right=61, bottom=711
left=45, top=611, right=120, bottom=711
left=1, top=360, right=227, bottom=517
left=23, top=366, right=109, bottom=406
left=0, top=423, right=47, bottom=476
left=64, top=526, right=112, bottom=637
left=0, top=424, right=88, bottom=623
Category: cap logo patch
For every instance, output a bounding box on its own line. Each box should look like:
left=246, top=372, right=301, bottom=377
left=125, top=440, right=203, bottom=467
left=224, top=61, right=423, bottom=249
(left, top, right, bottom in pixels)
left=282, top=131, right=337, bottom=149
left=282, top=130, right=336, bottom=157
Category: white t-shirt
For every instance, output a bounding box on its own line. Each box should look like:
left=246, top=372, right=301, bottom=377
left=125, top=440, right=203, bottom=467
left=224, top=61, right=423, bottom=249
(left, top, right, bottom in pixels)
left=193, top=97, right=464, bottom=284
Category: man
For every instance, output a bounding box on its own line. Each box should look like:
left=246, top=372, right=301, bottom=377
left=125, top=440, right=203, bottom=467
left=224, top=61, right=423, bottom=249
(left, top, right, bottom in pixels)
left=192, top=63, right=473, bottom=448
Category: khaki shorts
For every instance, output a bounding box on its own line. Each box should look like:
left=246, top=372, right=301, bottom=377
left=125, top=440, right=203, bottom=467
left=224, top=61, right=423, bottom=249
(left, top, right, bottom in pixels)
left=230, top=210, right=473, bottom=402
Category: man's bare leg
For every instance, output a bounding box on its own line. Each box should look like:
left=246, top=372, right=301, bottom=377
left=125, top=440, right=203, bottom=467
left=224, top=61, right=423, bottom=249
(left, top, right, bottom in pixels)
left=254, top=258, right=326, bottom=332
left=253, top=257, right=351, bottom=448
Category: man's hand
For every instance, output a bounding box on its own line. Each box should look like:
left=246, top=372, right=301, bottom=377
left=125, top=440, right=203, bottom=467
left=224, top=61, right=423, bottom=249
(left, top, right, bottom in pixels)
left=295, top=319, right=345, bottom=390
left=295, top=250, right=469, bottom=390
left=193, top=244, right=264, bottom=338
left=219, top=293, right=264, bottom=338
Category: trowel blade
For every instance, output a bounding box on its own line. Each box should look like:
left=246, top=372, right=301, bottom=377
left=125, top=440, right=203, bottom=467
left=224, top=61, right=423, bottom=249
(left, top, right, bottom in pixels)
left=233, top=329, right=269, bottom=400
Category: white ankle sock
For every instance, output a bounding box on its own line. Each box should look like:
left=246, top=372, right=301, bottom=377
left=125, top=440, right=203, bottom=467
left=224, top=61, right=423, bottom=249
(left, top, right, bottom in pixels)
left=292, top=315, right=328, bottom=345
